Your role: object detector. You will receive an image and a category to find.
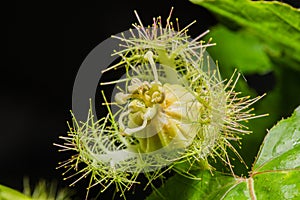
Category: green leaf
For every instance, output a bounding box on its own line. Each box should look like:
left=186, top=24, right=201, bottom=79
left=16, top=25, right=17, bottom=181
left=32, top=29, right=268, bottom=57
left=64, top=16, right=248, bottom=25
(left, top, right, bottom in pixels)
left=206, top=25, right=273, bottom=75
left=148, top=106, right=300, bottom=199
left=146, top=170, right=236, bottom=200
left=190, top=0, right=300, bottom=71
left=253, top=106, right=300, bottom=171
left=249, top=106, right=300, bottom=199
left=0, top=184, right=31, bottom=200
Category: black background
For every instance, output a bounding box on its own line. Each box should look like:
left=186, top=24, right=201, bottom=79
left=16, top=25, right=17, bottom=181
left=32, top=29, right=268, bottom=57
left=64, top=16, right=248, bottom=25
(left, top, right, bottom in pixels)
left=5, top=1, right=300, bottom=199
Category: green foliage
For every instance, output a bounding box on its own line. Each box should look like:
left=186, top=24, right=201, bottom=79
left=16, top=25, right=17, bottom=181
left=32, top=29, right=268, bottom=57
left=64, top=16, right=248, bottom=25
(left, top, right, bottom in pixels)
left=0, top=184, right=31, bottom=200
left=148, top=106, right=300, bottom=200
left=206, top=25, right=273, bottom=75
left=190, top=0, right=300, bottom=71
left=0, top=179, right=74, bottom=200
left=147, top=170, right=236, bottom=200
left=189, top=0, right=300, bottom=173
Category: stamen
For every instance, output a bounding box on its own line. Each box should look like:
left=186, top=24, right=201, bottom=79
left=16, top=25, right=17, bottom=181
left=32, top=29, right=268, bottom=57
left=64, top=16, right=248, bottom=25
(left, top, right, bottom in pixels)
left=115, top=92, right=130, bottom=104
left=144, top=51, right=159, bottom=83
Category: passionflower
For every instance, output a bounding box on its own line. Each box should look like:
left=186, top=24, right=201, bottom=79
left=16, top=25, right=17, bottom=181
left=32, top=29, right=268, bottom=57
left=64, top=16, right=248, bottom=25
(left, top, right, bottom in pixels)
left=55, top=8, right=266, bottom=199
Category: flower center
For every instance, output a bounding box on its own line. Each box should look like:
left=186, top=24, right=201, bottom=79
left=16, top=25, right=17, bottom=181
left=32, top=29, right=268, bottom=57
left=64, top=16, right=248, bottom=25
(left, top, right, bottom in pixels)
left=115, top=78, right=165, bottom=135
